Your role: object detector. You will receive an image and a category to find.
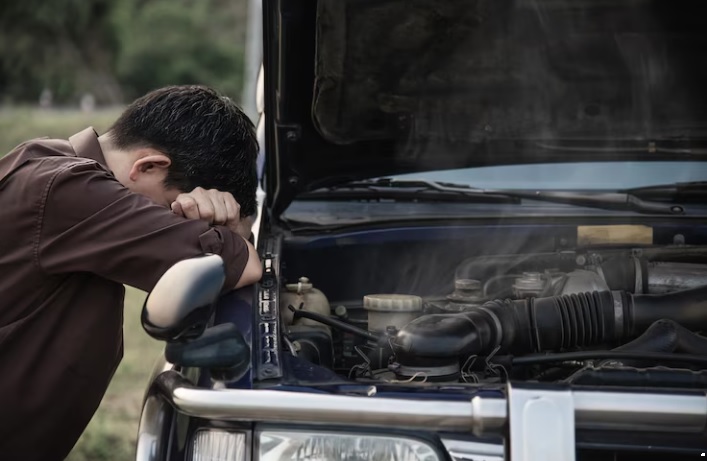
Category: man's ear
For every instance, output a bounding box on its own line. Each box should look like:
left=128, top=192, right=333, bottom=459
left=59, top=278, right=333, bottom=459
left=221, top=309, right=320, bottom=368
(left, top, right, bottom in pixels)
left=128, top=150, right=172, bottom=182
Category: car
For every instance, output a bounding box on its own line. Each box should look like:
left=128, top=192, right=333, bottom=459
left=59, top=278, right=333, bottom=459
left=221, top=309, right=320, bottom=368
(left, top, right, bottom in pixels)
left=135, top=1, right=707, bottom=460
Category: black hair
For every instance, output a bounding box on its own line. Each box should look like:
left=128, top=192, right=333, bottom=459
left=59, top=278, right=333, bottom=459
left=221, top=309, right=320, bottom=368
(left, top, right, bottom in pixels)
left=109, top=85, right=259, bottom=216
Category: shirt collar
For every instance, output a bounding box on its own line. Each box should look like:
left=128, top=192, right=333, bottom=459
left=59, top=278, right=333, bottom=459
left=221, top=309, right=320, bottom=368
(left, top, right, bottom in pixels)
left=68, top=127, right=107, bottom=166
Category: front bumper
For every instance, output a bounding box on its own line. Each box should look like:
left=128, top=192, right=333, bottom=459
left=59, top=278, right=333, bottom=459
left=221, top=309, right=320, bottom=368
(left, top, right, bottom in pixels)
left=140, top=370, right=707, bottom=460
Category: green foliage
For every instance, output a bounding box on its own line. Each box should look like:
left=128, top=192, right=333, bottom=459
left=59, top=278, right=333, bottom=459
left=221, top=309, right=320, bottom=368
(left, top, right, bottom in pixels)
left=115, top=0, right=244, bottom=99
left=0, top=0, right=115, bottom=103
left=0, top=0, right=247, bottom=104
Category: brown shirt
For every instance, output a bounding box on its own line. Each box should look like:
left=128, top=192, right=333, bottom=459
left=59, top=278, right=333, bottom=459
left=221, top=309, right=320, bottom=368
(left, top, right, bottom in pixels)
left=0, top=128, right=249, bottom=460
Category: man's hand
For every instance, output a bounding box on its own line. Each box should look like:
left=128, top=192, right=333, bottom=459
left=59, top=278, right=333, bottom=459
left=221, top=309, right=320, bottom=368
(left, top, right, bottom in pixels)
left=171, top=187, right=252, bottom=239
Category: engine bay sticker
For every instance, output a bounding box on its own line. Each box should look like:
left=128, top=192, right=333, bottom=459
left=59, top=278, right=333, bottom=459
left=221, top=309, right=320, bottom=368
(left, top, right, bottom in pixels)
left=577, top=225, right=653, bottom=245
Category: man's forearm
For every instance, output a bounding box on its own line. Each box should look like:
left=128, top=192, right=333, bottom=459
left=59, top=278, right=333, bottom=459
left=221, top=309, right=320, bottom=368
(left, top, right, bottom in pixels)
left=234, top=237, right=262, bottom=289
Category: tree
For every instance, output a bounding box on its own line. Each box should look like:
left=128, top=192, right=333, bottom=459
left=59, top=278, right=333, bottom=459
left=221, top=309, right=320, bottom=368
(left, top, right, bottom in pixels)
left=0, top=0, right=248, bottom=105
left=113, top=0, right=245, bottom=100
left=0, top=0, right=119, bottom=104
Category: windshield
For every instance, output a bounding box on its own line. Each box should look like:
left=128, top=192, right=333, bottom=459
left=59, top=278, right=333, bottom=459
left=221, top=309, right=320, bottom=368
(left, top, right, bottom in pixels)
left=390, top=161, right=707, bottom=190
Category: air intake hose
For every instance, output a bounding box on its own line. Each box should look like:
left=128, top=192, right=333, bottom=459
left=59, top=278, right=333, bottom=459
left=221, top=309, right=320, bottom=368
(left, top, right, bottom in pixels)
left=392, top=285, right=707, bottom=366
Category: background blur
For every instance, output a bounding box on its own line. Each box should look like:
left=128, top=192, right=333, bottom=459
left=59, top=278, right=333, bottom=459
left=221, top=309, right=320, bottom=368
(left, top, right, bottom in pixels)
left=0, top=0, right=249, bottom=107
left=0, top=0, right=255, bottom=459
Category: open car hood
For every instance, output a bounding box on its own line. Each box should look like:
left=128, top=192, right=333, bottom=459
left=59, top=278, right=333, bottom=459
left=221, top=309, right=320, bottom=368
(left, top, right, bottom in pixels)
left=263, top=0, right=707, bottom=217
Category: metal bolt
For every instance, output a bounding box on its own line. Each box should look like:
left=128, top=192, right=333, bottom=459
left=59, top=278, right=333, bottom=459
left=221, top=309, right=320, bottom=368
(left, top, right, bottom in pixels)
left=334, top=305, right=348, bottom=318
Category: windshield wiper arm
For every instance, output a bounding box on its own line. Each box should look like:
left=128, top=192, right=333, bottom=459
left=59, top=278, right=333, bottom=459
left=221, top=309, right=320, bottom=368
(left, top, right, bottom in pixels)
left=625, top=181, right=707, bottom=204
left=304, top=178, right=686, bottom=215
left=493, top=189, right=684, bottom=215
left=299, top=178, right=519, bottom=204
left=386, top=179, right=686, bottom=214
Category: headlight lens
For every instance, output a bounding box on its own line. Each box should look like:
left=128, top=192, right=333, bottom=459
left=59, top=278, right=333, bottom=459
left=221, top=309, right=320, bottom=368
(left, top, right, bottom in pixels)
left=191, top=429, right=246, bottom=461
left=258, top=431, right=440, bottom=461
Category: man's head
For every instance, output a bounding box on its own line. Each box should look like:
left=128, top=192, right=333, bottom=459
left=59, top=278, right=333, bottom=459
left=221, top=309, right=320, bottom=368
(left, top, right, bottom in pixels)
left=101, top=85, right=259, bottom=216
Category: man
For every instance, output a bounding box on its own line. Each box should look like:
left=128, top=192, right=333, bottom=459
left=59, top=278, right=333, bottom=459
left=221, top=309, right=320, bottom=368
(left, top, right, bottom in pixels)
left=0, top=85, right=262, bottom=460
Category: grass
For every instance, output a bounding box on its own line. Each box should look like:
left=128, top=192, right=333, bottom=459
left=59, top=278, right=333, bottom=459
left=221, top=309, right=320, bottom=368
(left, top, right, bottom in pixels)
left=0, top=106, right=122, bottom=154
left=0, top=107, right=165, bottom=461
left=66, top=287, right=163, bottom=461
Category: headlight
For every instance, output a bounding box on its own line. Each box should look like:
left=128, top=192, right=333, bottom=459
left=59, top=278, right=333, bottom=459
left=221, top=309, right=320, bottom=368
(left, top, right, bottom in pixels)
left=191, top=429, right=247, bottom=461
left=258, top=430, right=440, bottom=461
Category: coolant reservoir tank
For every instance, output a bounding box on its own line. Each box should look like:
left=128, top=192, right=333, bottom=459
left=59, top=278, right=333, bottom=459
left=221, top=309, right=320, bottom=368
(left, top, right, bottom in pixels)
left=364, top=294, right=422, bottom=333
left=280, top=277, right=331, bottom=327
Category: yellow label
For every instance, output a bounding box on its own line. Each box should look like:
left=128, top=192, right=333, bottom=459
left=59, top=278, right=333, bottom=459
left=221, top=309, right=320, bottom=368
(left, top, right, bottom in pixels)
left=577, top=225, right=653, bottom=246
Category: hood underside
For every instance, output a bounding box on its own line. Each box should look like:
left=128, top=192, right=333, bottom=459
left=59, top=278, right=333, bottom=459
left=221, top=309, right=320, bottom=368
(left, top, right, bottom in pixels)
left=264, top=0, right=707, bottom=216
left=314, top=0, right=707, bottom=144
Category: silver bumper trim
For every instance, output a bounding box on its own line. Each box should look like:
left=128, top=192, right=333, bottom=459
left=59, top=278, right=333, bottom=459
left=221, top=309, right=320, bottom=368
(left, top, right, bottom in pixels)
left=441, top=438, right=504, bottom=461
left=574, top=390, right=707, bottom=432
left=153, top=371, right=707, bottom=435
left=172, top=383, right=494, bottom=432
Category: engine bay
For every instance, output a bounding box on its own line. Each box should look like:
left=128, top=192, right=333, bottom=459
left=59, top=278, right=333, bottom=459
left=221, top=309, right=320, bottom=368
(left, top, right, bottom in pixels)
left=275, top=227, right=707, bottom=389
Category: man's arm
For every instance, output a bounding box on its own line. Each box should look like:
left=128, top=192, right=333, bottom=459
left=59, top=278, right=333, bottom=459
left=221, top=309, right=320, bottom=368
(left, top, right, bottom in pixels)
left=170, top=187, right=262, bottom=289
left=236, top=239, right=262, bottom=289
left=36, top=161, right=260, bottom=292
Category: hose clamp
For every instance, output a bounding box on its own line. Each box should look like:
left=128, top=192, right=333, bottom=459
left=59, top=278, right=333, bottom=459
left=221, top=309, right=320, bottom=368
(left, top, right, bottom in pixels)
left=479, top=306, right=503, bottom=348
left=633, top=256, right=644, bottom=294
left=611, top=291, right=624, bottom=337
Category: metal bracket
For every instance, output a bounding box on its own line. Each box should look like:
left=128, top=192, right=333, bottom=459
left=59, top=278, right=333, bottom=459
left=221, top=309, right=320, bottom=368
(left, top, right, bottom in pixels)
left=277, top=123, right=302, bottom=143
left=256, top=252, right=283, bottom=380
left=507, top=384, right=575, bottom=461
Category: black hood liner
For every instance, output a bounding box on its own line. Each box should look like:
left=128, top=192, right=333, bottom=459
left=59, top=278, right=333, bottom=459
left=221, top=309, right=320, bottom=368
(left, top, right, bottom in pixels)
left=313, top=0, right=707, bottom=147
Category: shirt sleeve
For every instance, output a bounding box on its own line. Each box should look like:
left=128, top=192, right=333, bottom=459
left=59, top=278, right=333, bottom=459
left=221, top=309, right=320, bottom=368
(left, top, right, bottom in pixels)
left=36, top=160, right=249, bottom=292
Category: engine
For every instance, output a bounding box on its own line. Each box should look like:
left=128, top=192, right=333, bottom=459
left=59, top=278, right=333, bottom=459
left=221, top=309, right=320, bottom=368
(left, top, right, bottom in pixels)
left=279, top=249, right=707, bottom=387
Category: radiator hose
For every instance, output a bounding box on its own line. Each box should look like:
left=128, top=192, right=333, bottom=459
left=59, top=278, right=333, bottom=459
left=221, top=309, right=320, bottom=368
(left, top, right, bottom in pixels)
left=613, top=318, right=707, bottom=355
left=392, top=285, right=707, bottom=369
